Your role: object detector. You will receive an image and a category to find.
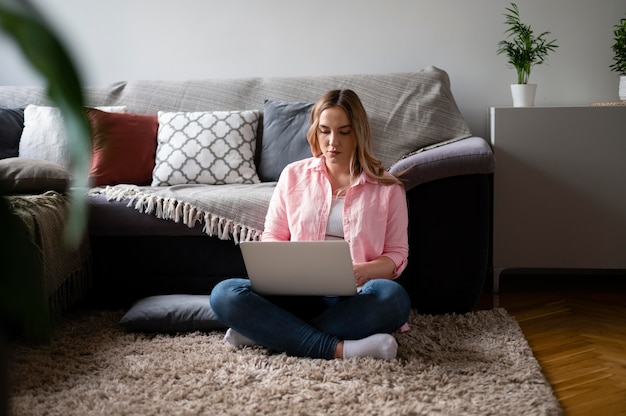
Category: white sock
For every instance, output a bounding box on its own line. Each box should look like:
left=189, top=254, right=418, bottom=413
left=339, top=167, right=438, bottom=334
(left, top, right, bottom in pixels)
left=343, top=333, right=398, bottom=361
left=224, top=328, right=257, bottom=348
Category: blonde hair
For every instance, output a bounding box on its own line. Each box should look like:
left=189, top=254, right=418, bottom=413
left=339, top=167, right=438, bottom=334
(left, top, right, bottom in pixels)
left=306, top=89, right=401, bottom=186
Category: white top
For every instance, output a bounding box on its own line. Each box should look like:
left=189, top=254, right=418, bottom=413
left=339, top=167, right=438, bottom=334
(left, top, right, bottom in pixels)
left=325, top=196, right=345, bottom=240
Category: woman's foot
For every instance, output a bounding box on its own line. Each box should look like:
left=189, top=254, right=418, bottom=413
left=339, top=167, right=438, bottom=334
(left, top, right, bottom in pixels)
left=224, top=328, right=257, bottom=348
left=342, top=333, right=398, bottom=361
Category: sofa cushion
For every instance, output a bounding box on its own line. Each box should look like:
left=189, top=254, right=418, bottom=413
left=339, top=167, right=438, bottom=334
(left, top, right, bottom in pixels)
left=152, top=110, right=260, bottom=186
left=0, top=108, right=24, bottom=160
left=0, top=157, right=71, bottom=194
left=86, top=108, right=158, bottom=186
left=258, top=100, right=313, bottom=181
left=88, top=193, right=208, bottom=237
left=19, top=105, right=127, bottom=169
left=119, top=294, right=226, bottom=333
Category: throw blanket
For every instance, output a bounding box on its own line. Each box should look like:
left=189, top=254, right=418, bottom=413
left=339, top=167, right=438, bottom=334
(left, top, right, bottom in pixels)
left=8, top=191, right=91, bottom=337
left=91, top=183, right=278, bottom=243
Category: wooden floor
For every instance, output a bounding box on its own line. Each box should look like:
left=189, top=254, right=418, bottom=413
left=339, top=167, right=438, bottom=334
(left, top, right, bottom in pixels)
left=476, top=271, right=626, bottom=416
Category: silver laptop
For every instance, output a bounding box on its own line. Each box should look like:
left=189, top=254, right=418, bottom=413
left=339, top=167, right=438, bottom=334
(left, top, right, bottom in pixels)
left=239, top=240, right=357, bottom=296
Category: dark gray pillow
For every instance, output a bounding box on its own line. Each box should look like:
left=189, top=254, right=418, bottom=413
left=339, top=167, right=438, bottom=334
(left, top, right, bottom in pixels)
left=0, top=108, right=25, bottom=160
left=257, top=100, right=314, bottom=182
left=0, top=157, right=71, bottom=194
left=119, top=294, right=226, bottom=333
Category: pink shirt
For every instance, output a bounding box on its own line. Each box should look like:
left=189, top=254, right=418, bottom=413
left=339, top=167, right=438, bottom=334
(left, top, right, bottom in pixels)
left=261, top=156, right=409, bottom=278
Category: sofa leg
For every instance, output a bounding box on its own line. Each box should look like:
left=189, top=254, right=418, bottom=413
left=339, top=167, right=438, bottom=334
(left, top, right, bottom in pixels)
left=493, top=267, right=504, bottom=293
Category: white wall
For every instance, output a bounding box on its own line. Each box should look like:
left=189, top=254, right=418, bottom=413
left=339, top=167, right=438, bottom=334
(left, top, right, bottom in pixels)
left=1, top=0, right=624, bottom=139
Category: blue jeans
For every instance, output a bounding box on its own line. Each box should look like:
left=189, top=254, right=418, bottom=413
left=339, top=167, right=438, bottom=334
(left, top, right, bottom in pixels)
left=209, top=278, right=411, bottom=360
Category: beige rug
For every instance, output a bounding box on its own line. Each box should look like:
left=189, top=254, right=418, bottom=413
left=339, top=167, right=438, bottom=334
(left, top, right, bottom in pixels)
left=7, top=308, right=561, bottom=416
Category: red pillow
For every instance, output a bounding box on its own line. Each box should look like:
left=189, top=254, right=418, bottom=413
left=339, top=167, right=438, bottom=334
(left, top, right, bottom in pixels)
left=86, top=108, right=158, bottom=186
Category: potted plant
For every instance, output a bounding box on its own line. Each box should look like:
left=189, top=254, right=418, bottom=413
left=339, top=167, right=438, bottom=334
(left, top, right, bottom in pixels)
left=609, top=13, right=626, bottom=100
left=496, top=3, right=559, bottom=107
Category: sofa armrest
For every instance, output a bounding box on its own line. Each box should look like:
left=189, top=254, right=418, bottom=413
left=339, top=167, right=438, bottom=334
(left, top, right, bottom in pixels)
left=389, top=137, right=495, bottom=191
left=397, top=173, right=492, bottom=314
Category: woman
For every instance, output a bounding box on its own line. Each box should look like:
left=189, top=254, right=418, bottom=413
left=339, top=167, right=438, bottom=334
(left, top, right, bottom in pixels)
left=210, top=89, right=410, bottom=360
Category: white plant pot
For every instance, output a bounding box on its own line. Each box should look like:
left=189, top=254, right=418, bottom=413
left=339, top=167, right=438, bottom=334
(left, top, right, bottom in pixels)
left=619, top=76, right=626, bottom=101
left=510, top=84, right=537, bottom=107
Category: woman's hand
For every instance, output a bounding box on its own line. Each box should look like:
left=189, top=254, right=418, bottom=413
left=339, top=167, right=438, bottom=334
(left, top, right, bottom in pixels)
left=353, top=256, right=396, bottom=286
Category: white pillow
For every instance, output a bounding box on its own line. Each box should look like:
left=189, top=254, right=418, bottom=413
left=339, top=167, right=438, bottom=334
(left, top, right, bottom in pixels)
left=152, top=110, right=260, bottom=186
left=19, top=105, right=127, bottom=169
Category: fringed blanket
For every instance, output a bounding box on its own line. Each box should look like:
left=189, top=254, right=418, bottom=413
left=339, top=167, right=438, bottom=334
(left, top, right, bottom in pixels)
left=7, top=191, right=92, bottom=340
left=89, top=182, right=277, bottom=243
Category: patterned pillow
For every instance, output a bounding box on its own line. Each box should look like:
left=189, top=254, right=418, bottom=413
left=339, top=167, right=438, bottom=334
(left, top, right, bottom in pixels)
left=152, top=110, right=260, bottom=186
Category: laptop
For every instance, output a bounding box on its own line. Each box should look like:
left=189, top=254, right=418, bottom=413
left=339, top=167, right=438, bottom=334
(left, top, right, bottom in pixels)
left=239, top=240, right=358, bottom=296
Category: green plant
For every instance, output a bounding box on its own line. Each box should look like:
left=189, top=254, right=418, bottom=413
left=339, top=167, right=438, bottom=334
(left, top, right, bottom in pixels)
left=609, top=13, right=626, bottom=75
left=496, top=3, right=559, bottom=84
left=0, top=0, right=89, bottom=342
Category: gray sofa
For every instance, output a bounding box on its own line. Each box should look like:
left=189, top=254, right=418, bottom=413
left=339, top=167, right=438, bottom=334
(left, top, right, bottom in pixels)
left=0, top=66, right=495, bottom=315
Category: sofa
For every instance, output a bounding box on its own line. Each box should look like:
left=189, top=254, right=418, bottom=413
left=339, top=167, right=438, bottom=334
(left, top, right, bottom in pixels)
left=0, top=66, right=495, bottom=325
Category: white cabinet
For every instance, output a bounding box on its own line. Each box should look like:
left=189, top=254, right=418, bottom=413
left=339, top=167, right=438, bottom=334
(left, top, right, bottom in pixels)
left=490, top=106, right=626, bottom=291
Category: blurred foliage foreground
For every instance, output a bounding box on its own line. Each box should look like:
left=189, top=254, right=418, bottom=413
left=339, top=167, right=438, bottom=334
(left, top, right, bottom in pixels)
left=0, top=0, right=90, bottom=342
